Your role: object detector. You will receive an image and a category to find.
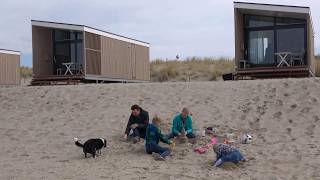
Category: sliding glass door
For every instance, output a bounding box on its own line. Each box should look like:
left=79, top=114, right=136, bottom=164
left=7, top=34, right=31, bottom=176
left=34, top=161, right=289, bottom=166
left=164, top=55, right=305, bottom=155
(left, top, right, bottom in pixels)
left=53, top=30, right=83, bottom=74
left=248, top=30, right=274, bottom=65
left=276, top=28, right=306, bottom=64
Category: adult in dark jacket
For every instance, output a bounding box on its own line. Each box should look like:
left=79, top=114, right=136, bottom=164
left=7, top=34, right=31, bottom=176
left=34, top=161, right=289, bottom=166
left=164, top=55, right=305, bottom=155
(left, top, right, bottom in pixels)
left=123, top=105, right=149, bottom=143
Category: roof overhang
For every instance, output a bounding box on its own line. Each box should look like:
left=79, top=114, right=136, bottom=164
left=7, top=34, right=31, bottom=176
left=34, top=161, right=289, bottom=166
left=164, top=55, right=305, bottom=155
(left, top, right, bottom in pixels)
left=31, top=20, right=150, bottom=48
left=234, top=2, right=311, bottom=19
left=0, top=49, right=21, bottom=55
left=234, top=2, right=310, bottom=14
left=234, top=2, right=314, bottom=34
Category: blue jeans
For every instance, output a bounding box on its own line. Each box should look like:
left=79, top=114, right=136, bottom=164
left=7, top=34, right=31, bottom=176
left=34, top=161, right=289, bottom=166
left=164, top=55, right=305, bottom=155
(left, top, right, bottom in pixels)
left=146, top=143, right=170, bottom=158
left=167, top=132, right=196, bottom=139
left=214, top=150, right=245, bottom=167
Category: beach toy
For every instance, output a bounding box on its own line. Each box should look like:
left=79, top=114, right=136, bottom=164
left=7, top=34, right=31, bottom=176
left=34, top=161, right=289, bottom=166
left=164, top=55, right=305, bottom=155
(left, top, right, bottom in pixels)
left=240, top=134, right=253, bottom=144
left=194, top=137, right=218, bottom=154
left=170, top=141, right=176, bottom=149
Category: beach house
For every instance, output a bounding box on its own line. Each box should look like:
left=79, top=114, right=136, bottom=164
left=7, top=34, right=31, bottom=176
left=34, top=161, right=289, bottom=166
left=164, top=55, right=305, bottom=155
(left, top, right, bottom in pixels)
left=31, top=20, right=150, bottom=85
left=234, top=2, right=315, bottom=78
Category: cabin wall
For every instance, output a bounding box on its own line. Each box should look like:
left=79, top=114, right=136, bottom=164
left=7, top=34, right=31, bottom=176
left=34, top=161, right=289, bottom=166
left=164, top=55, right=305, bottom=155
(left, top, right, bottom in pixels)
left=85, top=32, right=101, bottom=75
left=134, top=44, right=150, bottom=81
left=100, top=37, right=132, bottom=79
left=32, top=26, right=53, bottom=76
left=99, top=36, right=150, bottom=81
left=234, top=9, right=244, bottom=68
left=307, top=19, right=315, bottom=75
left=0, top=53, right=20, bottom=85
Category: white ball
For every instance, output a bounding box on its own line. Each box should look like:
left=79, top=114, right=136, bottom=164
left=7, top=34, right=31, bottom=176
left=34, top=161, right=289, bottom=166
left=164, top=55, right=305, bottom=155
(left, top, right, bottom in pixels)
left=241, top=134, right=253, bottom=144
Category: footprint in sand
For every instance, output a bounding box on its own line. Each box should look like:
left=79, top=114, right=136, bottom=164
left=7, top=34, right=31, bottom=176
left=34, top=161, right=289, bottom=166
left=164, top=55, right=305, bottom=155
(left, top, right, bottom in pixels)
left=275, top=99, right=283, bottom=106
left=283, top=93, right=290, bottom=97
left=288, top=119, right=293, bottom=124
left=286, top=128, right=292, bottom=135
left=301, top=107, right=312, bottom=113
left=305, top=124, right=316, bottom=137
left=273, top=112, right=282, bottom=119
left=310, top=97, right=318, bottom=104
left=313, top=115, right=320, bottom=122
left=290, top=104, right=297, bottom=110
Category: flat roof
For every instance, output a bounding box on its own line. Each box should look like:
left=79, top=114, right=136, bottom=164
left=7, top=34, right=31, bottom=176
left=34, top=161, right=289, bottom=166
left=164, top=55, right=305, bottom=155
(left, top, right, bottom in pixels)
left=234, top=2, right=310, bottom=14
left=0, top=49, right=21, bottom=55
left=31, top=20, right=150, bottom=47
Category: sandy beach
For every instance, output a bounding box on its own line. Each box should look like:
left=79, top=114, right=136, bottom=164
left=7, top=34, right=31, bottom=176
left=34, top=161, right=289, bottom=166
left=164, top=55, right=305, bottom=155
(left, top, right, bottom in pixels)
left=0, top=78, right=320, bottom=179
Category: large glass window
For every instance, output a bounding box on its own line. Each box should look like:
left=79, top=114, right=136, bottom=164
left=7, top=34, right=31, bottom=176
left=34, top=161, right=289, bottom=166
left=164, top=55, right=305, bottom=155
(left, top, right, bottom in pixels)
left=248, top=30, right=274, bottom=65
left=277, top=28, right=305, bottom=64
left=244, top=15, right=307, bottom=67
left=53, top=30, right=83, bottom=74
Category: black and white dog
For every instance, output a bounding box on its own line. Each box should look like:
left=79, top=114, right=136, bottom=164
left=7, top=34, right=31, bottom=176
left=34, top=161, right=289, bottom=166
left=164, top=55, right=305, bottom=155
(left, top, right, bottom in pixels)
left=73, top=137, right=107, bottom=158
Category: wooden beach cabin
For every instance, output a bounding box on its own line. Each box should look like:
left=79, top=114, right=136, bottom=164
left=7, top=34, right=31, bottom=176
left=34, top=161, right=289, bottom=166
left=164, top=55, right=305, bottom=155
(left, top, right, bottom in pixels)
left=234, top=2, right=315, bottom=79
left=31, top=20, right=150, bottom=85
left=0, top=49, right=21, bottom=85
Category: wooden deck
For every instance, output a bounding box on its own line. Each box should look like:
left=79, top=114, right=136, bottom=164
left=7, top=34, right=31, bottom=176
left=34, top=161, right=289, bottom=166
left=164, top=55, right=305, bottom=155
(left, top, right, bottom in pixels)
left=235, top=66, right=310, bottom=79
left=31, top=75, right=84, bottom=86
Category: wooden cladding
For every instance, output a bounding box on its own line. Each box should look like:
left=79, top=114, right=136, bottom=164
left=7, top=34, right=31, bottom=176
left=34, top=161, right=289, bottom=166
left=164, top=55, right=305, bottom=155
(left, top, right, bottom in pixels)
left=86, top=50, right=101, bottom=75
left=84, top=32, right=150, bottom=80
left=100, top=36, right=150, bottom=81
left=32, top=26, right=53, bottom=76
left=0, top=53, right=20, bottom=85
left=85, top=32, right=101, bottom=75
left=101, top=37, right=131, bottom=79
left=85, top=32, right=101, bottom=50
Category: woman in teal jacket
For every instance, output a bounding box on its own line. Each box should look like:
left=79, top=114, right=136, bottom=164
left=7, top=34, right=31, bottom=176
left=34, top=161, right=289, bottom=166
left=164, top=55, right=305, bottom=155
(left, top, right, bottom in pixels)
left=168, top=108, right=196, bottom=139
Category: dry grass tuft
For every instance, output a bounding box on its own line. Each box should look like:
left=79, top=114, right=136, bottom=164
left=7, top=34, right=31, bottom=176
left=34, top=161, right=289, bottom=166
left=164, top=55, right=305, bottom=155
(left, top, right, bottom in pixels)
left=20, top=66, right=33, bottom=83
left=151, top=57, right=235, bottom=82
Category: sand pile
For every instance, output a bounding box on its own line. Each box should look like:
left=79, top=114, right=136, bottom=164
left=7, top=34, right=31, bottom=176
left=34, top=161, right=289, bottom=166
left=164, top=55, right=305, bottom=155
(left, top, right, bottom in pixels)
left=0, top=78, right=319, bottom=179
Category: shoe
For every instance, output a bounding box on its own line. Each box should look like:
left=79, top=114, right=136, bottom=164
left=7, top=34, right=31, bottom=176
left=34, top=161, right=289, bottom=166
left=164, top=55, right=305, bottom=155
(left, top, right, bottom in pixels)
left=152, top=153, right=165, bottom=161
left=133, top=137, right=140, bottom=144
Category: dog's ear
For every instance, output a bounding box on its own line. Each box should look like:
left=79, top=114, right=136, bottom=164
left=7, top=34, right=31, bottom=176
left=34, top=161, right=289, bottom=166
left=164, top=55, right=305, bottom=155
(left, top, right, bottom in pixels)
left=104, top=138, right=107, bottom=147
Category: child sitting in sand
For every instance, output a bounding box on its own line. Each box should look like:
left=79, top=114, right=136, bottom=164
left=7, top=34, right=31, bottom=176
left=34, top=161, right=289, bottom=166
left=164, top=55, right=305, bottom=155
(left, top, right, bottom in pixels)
left=145, top=116, right=172, bottom=161
left=212, top=143, right=246, bottom=167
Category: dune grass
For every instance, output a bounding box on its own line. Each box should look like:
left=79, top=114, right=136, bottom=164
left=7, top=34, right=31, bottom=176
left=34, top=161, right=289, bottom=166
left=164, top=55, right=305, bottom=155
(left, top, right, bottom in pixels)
left=151, top=57, right=235, bottom=82
left=20, top=66, right=33, bottom=83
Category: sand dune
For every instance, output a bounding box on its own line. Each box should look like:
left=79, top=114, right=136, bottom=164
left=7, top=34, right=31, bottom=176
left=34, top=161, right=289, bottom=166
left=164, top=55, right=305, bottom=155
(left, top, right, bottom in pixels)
left=0, top=78, right=320, bottom=179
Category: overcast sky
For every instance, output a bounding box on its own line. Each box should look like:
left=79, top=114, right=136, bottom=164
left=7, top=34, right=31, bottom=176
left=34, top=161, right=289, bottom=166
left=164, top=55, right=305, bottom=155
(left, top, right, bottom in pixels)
left=0, top=0, right=319, bottom=67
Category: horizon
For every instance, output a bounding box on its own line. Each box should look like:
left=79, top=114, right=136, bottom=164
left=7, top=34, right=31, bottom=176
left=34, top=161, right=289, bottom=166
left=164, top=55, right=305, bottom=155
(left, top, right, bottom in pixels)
left=0, top=0, right=319, bottom=67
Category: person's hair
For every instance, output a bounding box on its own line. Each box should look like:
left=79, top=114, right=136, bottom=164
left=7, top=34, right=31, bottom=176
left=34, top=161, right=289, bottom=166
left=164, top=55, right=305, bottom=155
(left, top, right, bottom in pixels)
left=182, top=107, right=189, bottom=113
left=152, top=115, right=162, bottom=124
left=131, top=104, right=140, bottom=111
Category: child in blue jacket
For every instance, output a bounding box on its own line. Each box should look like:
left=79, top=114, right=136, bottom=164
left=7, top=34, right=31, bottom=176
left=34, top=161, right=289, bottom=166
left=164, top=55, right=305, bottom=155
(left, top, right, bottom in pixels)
left=145, top=116, right=172, bottom=160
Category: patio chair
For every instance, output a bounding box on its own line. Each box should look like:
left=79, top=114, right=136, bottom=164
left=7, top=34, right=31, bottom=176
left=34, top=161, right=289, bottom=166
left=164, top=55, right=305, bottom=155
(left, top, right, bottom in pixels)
left=239, top=60, right=250, bottom=69
left=291, top=51, right=305, bottom=66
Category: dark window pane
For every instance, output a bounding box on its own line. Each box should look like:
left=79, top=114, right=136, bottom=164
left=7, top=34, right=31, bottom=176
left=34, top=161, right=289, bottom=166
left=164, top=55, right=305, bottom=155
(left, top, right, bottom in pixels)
left=70, top=32, right=76, bottom=40
left=77, top=32, right=83, bottom=40
left=276, top=28, right=305, bottom=64
left=276, top=17, right=306, bottom=25
left=245, top=15, right=274, bottom=27
left=54, top=30, right=70, bottom=41
left=248, top=30, right=274, bottom=65
left=76, top=42, right=83, bottom=65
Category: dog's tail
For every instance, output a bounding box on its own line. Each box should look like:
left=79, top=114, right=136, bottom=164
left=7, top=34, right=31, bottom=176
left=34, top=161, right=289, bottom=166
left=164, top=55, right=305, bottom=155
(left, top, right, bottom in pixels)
left=73, top=137, right=83, bottom=147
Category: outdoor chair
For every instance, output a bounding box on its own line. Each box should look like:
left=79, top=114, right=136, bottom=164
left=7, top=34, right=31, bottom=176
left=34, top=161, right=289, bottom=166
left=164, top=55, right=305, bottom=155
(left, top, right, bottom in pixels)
left=290, top=52, right=305, bottom=66
left=239, top=60, right=250, bottom=69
